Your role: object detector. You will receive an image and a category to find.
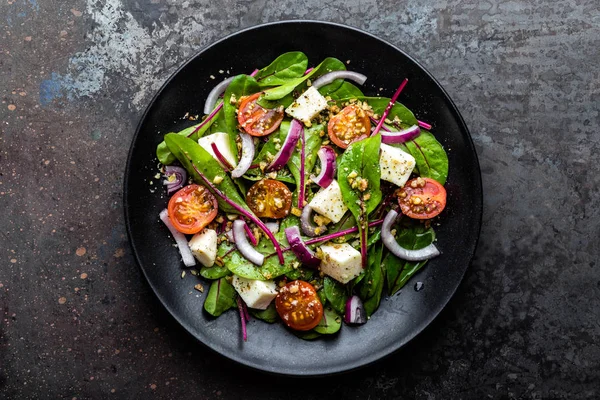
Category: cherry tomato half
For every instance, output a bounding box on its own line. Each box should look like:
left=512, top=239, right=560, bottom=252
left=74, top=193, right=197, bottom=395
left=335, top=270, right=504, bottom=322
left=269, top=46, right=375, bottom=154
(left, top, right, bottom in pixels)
left=237, top=92, right=284, bottom=136
left=327, top=104, right=371, bottom=149
left=276, top=280, right=324, bottom=331
left=246, top=179, right=292, bottom=219
left=167, top=184, right=218, bottom=234
left=397, top=177, right=447, bottom=219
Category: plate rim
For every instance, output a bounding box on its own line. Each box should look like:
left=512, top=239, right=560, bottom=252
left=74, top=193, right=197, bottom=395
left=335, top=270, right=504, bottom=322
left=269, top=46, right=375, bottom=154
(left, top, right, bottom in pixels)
left=123, top=19, right=483, bottom=376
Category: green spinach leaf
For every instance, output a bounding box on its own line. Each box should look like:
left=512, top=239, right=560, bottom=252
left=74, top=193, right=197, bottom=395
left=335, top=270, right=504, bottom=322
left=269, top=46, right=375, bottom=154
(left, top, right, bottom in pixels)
left=203, top=277, right=237, bottom=317
left=261, top=57, right=346, bottom=101
left=320, top=81, right=364, bottom=100
left=323, top=276, right=348, bottom=315
left=384, top=222, right=436, bottom=295
left=164, top=133, right=252, bottom=215
left=200, top=264, right=230, bottom=280
left=313, top=307, right=342, bottom=334
left=255, top=52, right=308, bottom=87
left=249, top=302, right=278, bottom=323
left=156, top=111, right=220, bottom=165
left=220, top=233, right=297, bottom=280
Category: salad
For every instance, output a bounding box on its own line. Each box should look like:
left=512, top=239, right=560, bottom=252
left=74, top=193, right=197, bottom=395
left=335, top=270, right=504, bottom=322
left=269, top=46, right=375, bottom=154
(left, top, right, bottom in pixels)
left=155, top=52, right=448, bottom=340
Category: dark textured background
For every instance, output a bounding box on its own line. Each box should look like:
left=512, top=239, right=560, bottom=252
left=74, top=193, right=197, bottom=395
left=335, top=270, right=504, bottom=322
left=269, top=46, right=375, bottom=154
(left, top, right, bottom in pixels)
left=1, top=0, right=599, bottom=399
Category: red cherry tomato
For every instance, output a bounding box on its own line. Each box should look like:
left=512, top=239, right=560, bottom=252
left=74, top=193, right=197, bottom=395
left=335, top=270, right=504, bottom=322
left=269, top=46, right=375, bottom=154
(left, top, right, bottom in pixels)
left=237, top=93, right=284, bottom=136
left=167, top=184, right=218, bottom=234
left=397, top=177, right=447, bottom=219
left=327, top=104, right=370, bottom=149
left=276, top=280, right=324, bottom=331
left=246, top=179, right=292, bottom=219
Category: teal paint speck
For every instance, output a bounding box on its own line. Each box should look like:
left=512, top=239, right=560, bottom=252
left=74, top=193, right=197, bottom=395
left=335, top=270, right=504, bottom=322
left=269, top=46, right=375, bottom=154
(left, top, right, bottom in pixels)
left=90, top=130, right=102, bottom=140
left=39, top=73, right=64, bottom=106
left=28, top=0, right=39, bottom=11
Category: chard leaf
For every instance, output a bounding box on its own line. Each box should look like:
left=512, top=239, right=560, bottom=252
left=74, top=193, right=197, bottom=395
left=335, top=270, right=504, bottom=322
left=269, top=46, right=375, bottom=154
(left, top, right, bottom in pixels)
left=204, top=277, right=237, bottom=317
left=287, top=122, right=324, bottom=198
left=337, top=134, right=383, bottom=266
left=340, top=96, right=418, bottom=126
left=402, top=131, right=449, bottom=185
left=358, top=242, right=384, bottom=317
left=223, top=74, right=261, bottom=160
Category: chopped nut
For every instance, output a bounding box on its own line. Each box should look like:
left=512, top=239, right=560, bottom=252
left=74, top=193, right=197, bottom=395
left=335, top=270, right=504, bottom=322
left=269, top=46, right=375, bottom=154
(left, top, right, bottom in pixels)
left=194, top=283, right=204, bottom=293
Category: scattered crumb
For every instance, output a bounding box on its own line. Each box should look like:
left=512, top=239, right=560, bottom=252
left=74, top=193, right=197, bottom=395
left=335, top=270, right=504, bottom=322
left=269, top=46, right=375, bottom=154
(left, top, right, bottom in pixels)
left=150, top=384, right=157, bottom=390
left=80, top=273, right=88, bottom=279
left=7, top=105, right=16, bottom=111
left=114, top=248, right=125, bottom=258
left=75, top=247, right=86, bottom=256
left=71, top=8, right=82, bottom=17
left=58, top=297, right=67, bottom=305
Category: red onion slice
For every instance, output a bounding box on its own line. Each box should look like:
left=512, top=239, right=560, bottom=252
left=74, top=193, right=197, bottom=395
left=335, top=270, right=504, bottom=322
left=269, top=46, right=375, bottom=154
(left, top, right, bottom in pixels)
left=203, top=76, right=234, bottom=115
left=300, top=205, right=326, bottom=237
left=159, top=209, right=196, bottom=267
left=284, top=226, right=321, bottom=268
left=233, top=219, right=264, bottom=265
left=344, top=295, right=367, bottom=324
left=311, top=146, right=337, bottom=188
left=267, top=119, right=303, bottom=171
left=231, top=133, right=255, bottom=178
left=381, top=125, right=421, bottom=144
left=163, top=165, right=187, bottom=194
left=312, top=71, right=367, bottom=90
left=382, top=209, right=440, bottom=261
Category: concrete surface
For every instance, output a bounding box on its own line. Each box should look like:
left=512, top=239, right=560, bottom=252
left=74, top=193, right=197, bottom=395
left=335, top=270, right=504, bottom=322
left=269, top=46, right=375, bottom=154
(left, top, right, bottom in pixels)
left=1, top=0, right=599, bottom=399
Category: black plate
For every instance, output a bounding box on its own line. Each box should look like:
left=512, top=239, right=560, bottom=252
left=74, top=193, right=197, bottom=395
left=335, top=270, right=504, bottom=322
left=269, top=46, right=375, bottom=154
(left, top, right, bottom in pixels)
left=124, top=21, right=482, bottom=376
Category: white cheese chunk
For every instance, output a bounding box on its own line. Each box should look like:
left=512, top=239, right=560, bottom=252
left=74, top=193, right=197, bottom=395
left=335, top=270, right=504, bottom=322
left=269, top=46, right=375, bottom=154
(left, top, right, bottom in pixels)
left=198, top=132, right=237, bottom=168
left=379, top=143, right=416, bottom=188
left=308, top=179, right=348, bottom=223
left=188, top=229, right=217, bottom=267
left=285, top=86, right=328, bottom=125
left=232, top=275, right=278, bottom=310
left=319, top=243, right=362, bottom=284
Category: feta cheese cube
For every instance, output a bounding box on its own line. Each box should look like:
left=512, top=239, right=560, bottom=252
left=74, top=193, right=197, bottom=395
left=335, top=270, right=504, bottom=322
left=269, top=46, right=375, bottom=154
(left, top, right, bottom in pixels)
left=188, top=229, right=217, bottom=267
left=285, top=86, right=328, bottom=126
left=198, top=132, right=237, bottom=168
left=308, top=180, right=348, bottom=223
left=379, top=143, right=416, bottom=188
left=319, top=243, right=362, bottom=284
left=232, top=275, right=278, bottom=310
